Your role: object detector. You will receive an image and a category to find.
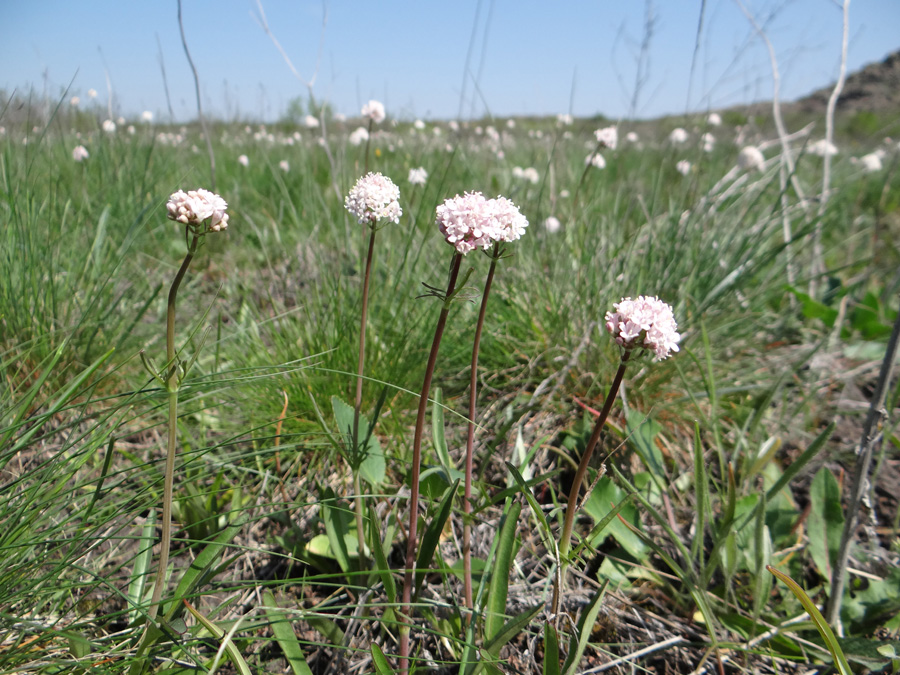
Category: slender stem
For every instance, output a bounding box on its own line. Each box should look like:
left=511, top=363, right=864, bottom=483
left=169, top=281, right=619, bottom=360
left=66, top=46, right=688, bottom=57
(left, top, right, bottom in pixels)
left=399, top=252, right=463, bottom=674
left=351, top=226, right=378, bottom=568
left=363, top=118, right=374, bottom=173
left=463, top=245, right=500, bottom=613
left=146, top=231, right=198, bottom=625
left=552, top=349, right=630, bottom=615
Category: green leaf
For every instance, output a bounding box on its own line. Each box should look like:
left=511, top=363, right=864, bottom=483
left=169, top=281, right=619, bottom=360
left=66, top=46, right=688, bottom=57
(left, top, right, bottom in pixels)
left=481, top=604, right=543, bottom=662
left=371, top=643, right=396, bottom=674
left=183, top=600, right=252, bottom=675
left=369, top=505, right=397, bottom=603
left=768, top=565, right=853, bottom=675
left=261, top=590, right=313, bottom=675
left=415, top=480, right=458, bottom=598
left=543, top=622, right=560, bottom=675
left=807, top=468, right=844, bottom=580
left=128, top=510, right=156, bottom=625
left=626, top=410, right=666, bottom=481
left=582, top=476, right=645, bottom=559
left=320, top=487, right=354, bottom=572
left=431, top=387, right=453, bottom=472
left=485, top=502, right=521, bottom=642
left=562, top=583, right=608, bottom=675
left=332, top=395, right=385, bottom=485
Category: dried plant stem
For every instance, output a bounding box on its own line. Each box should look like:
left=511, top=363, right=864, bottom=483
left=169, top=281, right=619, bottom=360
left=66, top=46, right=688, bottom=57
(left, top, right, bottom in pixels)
left=399, top=252, right=463, bottom=673
left=350, top=226, right=378, bottom=567
left=176, top=0, right=216, bottom=189
left=463, top=244, right=501, bottom=612
left=811, top=0, right=850, bottom=297
left=825, top=297, right=900, bottom=630
left=552, top=349, right=631, bottom=615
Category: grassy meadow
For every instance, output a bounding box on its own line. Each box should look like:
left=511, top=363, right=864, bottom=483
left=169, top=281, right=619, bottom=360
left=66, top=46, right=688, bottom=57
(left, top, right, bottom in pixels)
left=1, top=98, right=900, bottom=674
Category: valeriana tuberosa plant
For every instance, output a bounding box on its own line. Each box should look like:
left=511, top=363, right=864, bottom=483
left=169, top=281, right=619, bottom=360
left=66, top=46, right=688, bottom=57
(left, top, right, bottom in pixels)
left=360, top=99, right=385, bottom=172
left=343, top=172, right=401, bottom=565
left=462, top=197, right=528, bottom=613
left=552, top=296, right=680, bottom=616
left=139, top=189, right=228, bottom=637
left=398, top=192, right=498, bottom=672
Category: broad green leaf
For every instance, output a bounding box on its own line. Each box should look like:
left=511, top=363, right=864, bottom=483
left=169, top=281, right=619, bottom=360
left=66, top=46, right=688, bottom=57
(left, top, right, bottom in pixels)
left=371, top=643, right=396, bottom=674
left=807, top=468, right=844, bottom=580
left=583, top=476, right=646, bottom=559
left=331, top=395, right=385, bottom=485
left=261, top=590, right=313, bottom=675
left=485, top=502, right=521, bottom=642
left=626, top=410, right=666, bottom=481
left=543, top=622, right=560, bottom=675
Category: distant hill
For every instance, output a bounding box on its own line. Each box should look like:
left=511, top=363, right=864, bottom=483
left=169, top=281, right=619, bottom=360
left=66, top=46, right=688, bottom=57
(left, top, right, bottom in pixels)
left=793, top=49, right=900, bottom=114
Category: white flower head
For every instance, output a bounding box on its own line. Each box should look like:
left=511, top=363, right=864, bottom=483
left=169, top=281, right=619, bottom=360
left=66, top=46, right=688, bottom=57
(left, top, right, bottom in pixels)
left=87, top=88, right=98, bottom=99
left=809, top=139, right=838, bottom=157
left=707, top=112, right=722, bottom=126
left=858, top=152, right=883, bottom=172
left=238, top=154, right=249, bottom=167
left=676, top=159, right=692, bottom=176
left=141, top=111, right=154, bottom=123
left=101, top=119, right=116, bottom=133
left=413, top=119, right=426, bottom=130
left=166, top=188, right=229, bottom=232
left=605, top=295, right=680, bottom=360
left=586, top=152, right=606, bottom=169
left=543, top=216, right=561, bottom=234
left=70, top=96, right=80, bottom=107
left=279, top=160, right=290, bottom=172
left=736, top=146, right=765, bottom=172
left=625, top=131, right=639, bottom=143
left=668, top=127, right=688, bottom=144
left=522, top=167, right=539, bottom=184
left=345, top=172, right=402, bottom=226
left=594, top=126, right=618, bottom=150
left=489, top=196, right=528, bottom=242
left=303, top=114, right=320, bottom=128
left=436, top=192, right=497, bottom=255
left=361, top=100, right=386, bottom=124
left=557, top=113, right=574, bottom=126
left=349, top=126, right=369, bottom=146
left=72, top=145, right=89, bottom=162
left=407, top=167, right=428, bottom=185
left=701, top=132, right=716, bottom=152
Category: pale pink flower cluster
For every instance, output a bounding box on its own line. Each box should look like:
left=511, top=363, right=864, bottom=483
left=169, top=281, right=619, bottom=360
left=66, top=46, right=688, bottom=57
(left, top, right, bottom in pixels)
left=436, top=192, right=528, bottom=255
left=102, top=119, right=116, bottom=133
left=594, top=126, right=618, bottom=150
left=668, top=127, right=688, bottom=144
left=737, top=146, right=765, bottom=172
left=349, top=127, right=369, bottom=146
left=605, top=296, right=681, bottom=360
left=345, top=172, right=402, bottom=225
left=72, top=145, right=89, bottom=162
left=361, top=100, right=386, bottom=124
left=676, top=160, right=692, bottom=176
left=166, top=189, right=229, bottom=232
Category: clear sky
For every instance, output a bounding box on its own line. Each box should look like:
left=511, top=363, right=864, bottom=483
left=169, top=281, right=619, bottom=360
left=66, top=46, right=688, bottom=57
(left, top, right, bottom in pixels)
left=2, top=1, right=898, bottom=123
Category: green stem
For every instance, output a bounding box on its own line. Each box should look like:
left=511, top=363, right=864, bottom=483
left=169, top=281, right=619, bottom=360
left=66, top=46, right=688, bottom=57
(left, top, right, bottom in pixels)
left=552, top=349, right=630, bottom=615
left=463, top=245, right=501, bottom=613
left=399, top=252, right=463, bottom=674
left=351, top=226, right=377, bottom=568
left=147, top=231, right=199, bottom=625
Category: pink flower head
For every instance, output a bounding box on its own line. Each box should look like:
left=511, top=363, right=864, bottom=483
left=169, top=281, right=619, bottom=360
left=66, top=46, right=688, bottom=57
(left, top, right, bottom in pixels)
left=605, top=296, right=680, bottom=360
left=345, top=172, right=402, bottom=225
left=436, top=192, right=497, bottom=255
left=361, top=100, right=386, bottom=124
left=166, top=188, right=229, bottom=232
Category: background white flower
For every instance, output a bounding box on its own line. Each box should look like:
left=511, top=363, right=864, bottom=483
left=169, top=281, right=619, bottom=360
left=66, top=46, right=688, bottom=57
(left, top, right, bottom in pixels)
left=594, top=126, right=618, bottom=150
left=238, top=154, right=249, bottom=167
left=303, top=115, right=319, bottom=128
left=668, top=127, right=688, bottom=144
left=586, top=152, right=606, bottom=169
left=349, top=127, right=369, bottom=146
left=407, top=167, right=428, bottom=185
left=707, top=112, right=722, bottom=126
left=101, top=119, right=116, bottom=133
left=676, top=160, right=691, bottom=176
left=809, top=139, right=839, bottom=157
left=278, top=160, right=290, bottom=172
left=361, top=100, right=386, bottom=124
left=72, top=145, right=89, bottom=162
left=543, top=216, right=561, bottom=234
left=736, top=146, right=765, bottom=171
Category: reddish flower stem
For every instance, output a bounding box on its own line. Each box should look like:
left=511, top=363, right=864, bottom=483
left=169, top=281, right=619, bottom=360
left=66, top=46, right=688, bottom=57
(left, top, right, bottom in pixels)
left=399, top=252, right=463, bottom=673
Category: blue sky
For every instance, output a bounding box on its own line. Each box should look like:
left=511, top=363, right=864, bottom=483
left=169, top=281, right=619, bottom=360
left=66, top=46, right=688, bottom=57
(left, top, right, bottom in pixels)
left=2, top=1, right=898, bottom=122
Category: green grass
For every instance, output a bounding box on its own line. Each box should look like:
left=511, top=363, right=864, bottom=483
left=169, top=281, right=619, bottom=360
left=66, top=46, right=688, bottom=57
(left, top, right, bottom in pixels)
left=1, top=102, right=899, bottom=674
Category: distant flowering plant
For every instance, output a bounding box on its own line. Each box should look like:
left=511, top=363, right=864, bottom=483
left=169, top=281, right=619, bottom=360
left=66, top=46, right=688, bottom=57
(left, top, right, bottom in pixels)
left=102, top=119, right=116, bottom=133
left=166, top=188, right=229, bottom=233
left=407, top=167, right=428, bottom=185
left=707, top=112, right=722, bottom=126
left=594, top=125, right=618, bottom=150
left=72, top=145, right=89, bottom=162
left=278, top=160, right=290, bottom=172
left=676, top=160, right=692, bottom=176
left=345, top=172, right=402, bottom=226
left=586, top=152, right=607, bottom=169
left=737, top=146, right=765, bottom=171
left=668, top=127, right=688, bottom=144
left=543, top=216, right=561, bottom=234
left=809, top=139, right=839, bottom=157
left=238, top=154, right=249, bottom=167
left=361, top=99, right=386, bottom=124
left=349, top=127, right=369, bottom=146
left=605, top=295, right=680, bottom=360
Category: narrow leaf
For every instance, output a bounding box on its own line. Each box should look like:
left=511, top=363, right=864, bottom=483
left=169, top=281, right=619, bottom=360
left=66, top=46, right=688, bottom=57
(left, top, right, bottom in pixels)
left=261, top=590, right=313, bottom=675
